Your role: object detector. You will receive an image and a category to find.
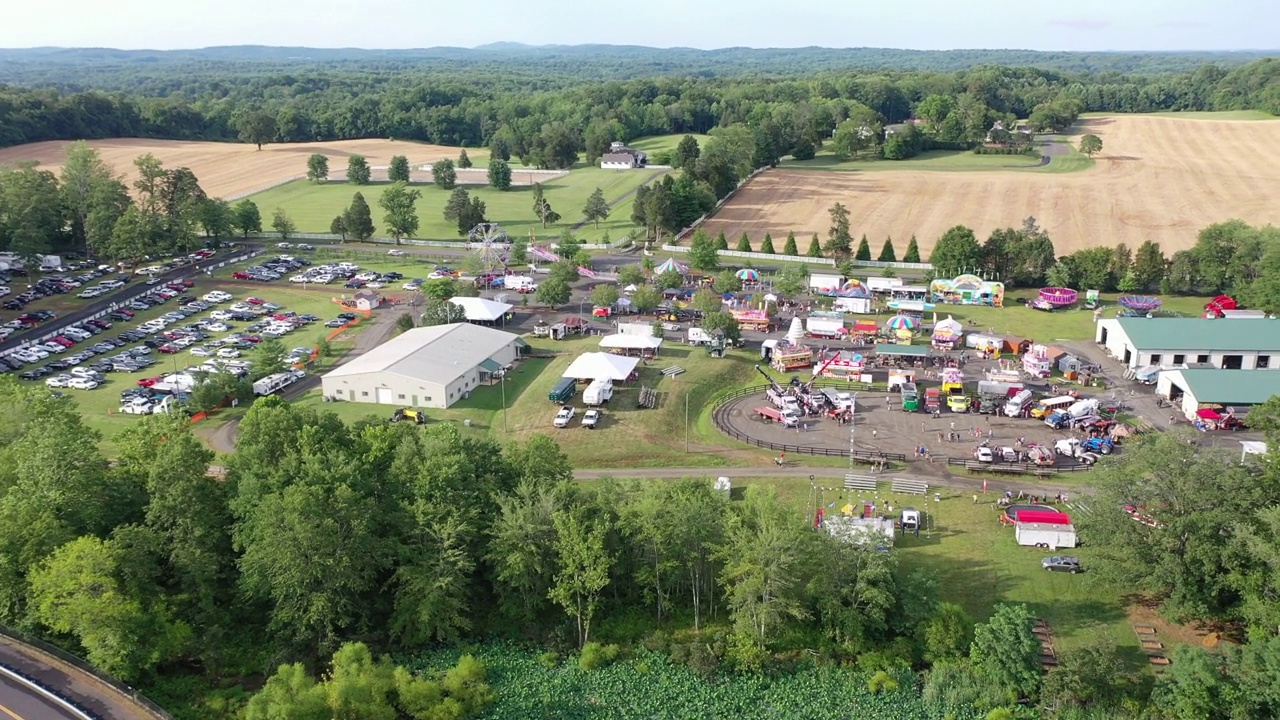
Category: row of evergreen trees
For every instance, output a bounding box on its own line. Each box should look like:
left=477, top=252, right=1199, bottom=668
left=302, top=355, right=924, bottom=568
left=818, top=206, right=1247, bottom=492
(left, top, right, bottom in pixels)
left=697, top=229, right=923, bottom=263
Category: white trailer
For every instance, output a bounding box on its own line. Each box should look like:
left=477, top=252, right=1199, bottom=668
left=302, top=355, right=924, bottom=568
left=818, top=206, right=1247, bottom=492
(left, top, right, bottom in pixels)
left=583, top=379, right=614, bottom=406
left=1015, top=522, right=1078, bottom=549
left=1067, top=398, right=1099, bottom=419
left=808, top=273, right=845, bottom=293
left=866, top=277, right=904, bottom=293
left=832, top=297, right=871, bottom=314
left=805, top=317, right=847, bottom=339
left=252, top=372, right=297, bottom=397
left=687, top=327, right=715, bottom=345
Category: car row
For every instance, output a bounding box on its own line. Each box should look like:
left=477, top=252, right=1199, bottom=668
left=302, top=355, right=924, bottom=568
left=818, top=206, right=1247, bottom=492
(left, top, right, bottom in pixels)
left=232, top=255, right=311, bottom=282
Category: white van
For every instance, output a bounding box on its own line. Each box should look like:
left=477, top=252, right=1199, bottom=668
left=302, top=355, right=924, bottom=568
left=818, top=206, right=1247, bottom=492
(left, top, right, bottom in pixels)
left=1004, top=389, right=1034, bottom=417
left=505, top=276, right=537, bottom=293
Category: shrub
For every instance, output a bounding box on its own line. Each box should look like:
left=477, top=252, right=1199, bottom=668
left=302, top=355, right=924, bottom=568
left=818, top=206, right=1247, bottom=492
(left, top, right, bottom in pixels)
left=538, top=651, right=561, bottom=669
left=868, top=670, right=900, bottom=694
left=578, top=642, right=622, bottom=671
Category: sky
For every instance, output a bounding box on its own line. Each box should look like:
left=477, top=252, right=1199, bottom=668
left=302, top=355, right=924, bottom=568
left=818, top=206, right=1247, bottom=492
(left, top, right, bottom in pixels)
left=2, top=0, right=1277, bottom=52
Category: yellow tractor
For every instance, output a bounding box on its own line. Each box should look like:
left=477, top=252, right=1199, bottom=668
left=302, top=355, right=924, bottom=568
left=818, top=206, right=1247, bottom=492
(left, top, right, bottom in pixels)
left=390, top=408, right=427, bottom=425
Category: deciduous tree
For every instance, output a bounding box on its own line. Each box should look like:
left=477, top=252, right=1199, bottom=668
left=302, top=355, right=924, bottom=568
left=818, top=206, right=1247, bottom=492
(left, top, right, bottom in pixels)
left=971, top=603, right=1042, bottom=700
left=346, top=155, right=371, bottom=185
left=232, top=199, right=262, bottom=238
left=329, top=215, right=347, bottom=241
left=306, top=154, right=329, bottom=183
left=1079, top=134, right=1103, bottom=157
left=629, top=285, right=660, bottom=313
left=1132, top=240, right=1166, bottom=290
left=590, top=284, right=619, bottom=309
left=388, top=155, right=410, bottom=183
left=929, top=226, right=983, bottom=275
left=687, top=228, right=720, bottom=272
left=378, top=181, right=422, bottom=244
left=430, top=158, right=455, bottom=189
left=535, top=277, right=571, bottom=307
left=271, top=208, right=296, bottom=239
left=236, top=110, right=278, bottom=150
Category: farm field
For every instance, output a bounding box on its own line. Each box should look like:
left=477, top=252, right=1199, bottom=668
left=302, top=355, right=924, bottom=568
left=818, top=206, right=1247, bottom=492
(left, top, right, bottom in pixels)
left=627, top=133, right=713, bottom=157
left=784, top=147, right=1053, bottom=172
left=0, top=137, right=463, bottom=199
left=700, top=114, right=1280, bottom=257
left=245, top=166, right=666, bottom=242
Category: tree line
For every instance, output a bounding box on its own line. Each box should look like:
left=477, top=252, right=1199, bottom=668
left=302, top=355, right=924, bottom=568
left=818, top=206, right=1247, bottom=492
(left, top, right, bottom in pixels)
left=1, top=57, right=1277, bottom=153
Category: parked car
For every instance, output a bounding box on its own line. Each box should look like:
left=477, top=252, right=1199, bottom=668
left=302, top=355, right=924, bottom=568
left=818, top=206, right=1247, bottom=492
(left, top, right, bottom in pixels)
left=68, top=377, right=100, bottom=390
left=553, top=405, right=576, bottom=428
left=582, top=409, right=601, bottom=429
left=1042, top=556, right=1082, bottom=573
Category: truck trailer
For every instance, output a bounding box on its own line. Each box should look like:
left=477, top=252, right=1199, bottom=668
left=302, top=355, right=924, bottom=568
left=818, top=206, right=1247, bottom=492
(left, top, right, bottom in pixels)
left=1015, top=522, right=1078, bottom=549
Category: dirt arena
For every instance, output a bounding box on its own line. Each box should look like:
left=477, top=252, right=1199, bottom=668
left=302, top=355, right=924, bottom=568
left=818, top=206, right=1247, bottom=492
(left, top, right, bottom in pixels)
left=700, top=115, right=1280, bottom=256
left=0, top=138, right=460, bottom=199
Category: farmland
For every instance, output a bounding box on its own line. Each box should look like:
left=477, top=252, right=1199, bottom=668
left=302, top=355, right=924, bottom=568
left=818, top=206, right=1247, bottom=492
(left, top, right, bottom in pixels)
left=245, top=165, right=666, bottom=242
left=700, top=114, right=1280, bottom=257
left=0, top=137, right=463, bottom=199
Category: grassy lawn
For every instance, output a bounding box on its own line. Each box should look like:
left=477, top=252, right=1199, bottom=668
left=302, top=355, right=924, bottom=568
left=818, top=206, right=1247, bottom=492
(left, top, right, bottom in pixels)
left=245, top=166, right=665, bottom=243
left=1040, top=139, right=1095, bottom=173
left=627, top=133, right=713, bottom=157
left=783, top=148, right=1050, bottom=173
left=1082, top=110, right=1277, bottom=121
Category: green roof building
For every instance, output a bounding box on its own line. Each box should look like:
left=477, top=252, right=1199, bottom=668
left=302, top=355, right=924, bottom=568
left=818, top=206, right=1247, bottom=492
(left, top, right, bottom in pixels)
left=1158, top=369, right=1280, bottom=419
left=1096, top=317, right=1280, bottom=370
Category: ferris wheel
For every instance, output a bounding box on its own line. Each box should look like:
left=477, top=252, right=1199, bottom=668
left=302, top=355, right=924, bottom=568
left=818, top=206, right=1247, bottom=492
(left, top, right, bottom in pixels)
left=467, top=222, right=509, bottom=272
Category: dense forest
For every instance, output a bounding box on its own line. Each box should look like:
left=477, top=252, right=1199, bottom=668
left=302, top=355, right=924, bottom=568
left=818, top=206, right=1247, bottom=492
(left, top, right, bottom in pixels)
left=0, top=46, right=1278, bottom=151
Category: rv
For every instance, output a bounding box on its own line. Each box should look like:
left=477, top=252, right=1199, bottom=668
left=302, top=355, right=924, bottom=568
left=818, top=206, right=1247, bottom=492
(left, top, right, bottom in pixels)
left=687, top=327, right=715, bottom=345
left=252, top=372, right=298, bottom=397
left=583, top=379, right=614, bottom=407
left=505, top=275, right=537, bottom=293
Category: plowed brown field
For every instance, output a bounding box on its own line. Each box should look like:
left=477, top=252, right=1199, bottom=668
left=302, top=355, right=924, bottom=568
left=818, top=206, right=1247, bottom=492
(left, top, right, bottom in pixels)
left=700, top=115, right=1280, bottom=256
left=0, top=138, right=460, bottom=199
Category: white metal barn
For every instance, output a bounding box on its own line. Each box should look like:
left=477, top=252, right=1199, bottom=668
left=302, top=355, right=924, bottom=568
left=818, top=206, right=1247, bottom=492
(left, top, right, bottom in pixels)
left=321, top=323, right=525, bottom=408
left=1095, top=317, right=1280, bottom=370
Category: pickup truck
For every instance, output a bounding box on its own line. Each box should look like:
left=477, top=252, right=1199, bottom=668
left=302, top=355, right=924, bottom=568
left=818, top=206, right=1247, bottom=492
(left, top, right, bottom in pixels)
left=553, top=405, right=576, bottom=428
left=582, top=409, right=601, bottom=429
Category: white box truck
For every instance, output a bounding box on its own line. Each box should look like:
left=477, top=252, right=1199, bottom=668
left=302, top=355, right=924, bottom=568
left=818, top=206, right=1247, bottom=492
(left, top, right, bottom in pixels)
left=687, top=327, right=715, bottom=345
left=583, top=379, right=613, bottom=406
left=1015, top=522, right=1078, bottom=549
left=808, top=273, right=845, bottom=293
left=805, top=317, right=847, bottom=339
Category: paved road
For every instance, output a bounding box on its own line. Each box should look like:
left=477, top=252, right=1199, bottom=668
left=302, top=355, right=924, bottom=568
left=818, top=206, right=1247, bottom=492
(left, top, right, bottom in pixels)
left=0, top=247, right=261, bottom=355
left=0, top=636, right=153, bottom=720
left=0, top=673, right=81, bottom=720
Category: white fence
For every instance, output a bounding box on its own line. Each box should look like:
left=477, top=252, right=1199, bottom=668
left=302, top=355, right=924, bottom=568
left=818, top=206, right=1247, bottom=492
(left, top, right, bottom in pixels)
left=659, top=244, right=836, bottom=267
left=245, top=232, right=614, bottom=251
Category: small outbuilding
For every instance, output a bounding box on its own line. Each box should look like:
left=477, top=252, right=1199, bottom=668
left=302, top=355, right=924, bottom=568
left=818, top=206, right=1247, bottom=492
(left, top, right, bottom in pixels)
left=353, top=290, right=382, bottom=311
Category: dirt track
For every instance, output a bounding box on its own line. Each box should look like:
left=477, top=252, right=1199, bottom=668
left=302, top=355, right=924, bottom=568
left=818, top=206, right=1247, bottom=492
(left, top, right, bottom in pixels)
left=700, top=115, right=1280, bottom=256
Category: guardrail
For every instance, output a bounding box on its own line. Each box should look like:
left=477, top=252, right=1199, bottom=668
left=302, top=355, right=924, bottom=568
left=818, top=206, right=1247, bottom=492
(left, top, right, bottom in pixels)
left=0, top=623, right=174, bottom=719
left=945, top=457, right=1091, bottom=475
left=710, top=384, right=906, bottom=463
left=0, top=662, right=96, bottom=720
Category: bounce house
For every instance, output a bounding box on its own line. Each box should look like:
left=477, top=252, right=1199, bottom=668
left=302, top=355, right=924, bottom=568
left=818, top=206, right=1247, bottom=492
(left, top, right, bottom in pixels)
left=817, top=279, right=872, bottom=299
left=929, top=274, right=1005, bottom=307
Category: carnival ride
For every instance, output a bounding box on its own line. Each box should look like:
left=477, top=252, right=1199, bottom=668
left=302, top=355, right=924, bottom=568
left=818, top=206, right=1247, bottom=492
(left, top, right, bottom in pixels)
left=1031, top=287, right=1078, bottom=311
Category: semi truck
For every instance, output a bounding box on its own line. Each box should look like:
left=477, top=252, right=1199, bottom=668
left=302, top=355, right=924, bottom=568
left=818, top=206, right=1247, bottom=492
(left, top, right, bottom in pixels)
left=924, top=387, right=941, bottom=414
left=901, top=383, right=919, bottom=412
left=754, top=406, right=799, bottom=427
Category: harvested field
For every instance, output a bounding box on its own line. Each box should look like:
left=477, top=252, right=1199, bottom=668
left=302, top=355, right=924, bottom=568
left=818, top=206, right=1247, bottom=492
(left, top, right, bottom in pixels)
left=0, top=138, right=463, bottom=199
left=701, top=115, right=1280, bottom=256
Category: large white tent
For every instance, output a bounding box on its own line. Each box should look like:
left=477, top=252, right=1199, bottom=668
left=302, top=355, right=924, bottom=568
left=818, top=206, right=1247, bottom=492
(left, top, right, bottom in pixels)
left=562, top=352, right=640, bottom=381
left=449, top=296, right=513, bottom=322
left=599, top=335, right=663, bottom=351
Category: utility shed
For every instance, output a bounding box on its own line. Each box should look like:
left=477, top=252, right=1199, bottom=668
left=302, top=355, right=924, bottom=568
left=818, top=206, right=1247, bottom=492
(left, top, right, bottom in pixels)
left=1096, top=317, right=1280, bottom=370
left=1157, top=369, right=1280, bottom=419
left=322, top=323, right=525, bottom=408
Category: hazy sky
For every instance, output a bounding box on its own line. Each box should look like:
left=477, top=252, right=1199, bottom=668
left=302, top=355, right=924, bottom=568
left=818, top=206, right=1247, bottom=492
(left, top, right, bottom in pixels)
left=3, top=0, right=1276, bottom=51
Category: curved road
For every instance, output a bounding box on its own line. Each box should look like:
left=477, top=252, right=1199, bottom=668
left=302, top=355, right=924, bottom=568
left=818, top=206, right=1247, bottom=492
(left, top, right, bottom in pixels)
left=0, top=672, right=82, bottom=720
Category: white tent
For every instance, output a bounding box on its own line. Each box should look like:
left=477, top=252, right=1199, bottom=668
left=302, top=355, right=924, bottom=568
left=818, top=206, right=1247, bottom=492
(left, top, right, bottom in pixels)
left=562, top=352, right=640, bottom=381
left=449, top=296, right=513, bottom=322
left=600, top=335, right=664, bottom=351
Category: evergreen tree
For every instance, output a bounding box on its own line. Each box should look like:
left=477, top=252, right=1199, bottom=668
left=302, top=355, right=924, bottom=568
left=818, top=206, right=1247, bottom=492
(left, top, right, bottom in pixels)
left=715, top=231, right=729, bottom=251
left=431, top=159, right=456, bottom=189
left=878, top=236, right=897, bottom=262
left=443, top=187, right=470, bottom=223
left=903, top=235, right=922, bottom=263
left=736, top=232, right=752, bottom=252
left=487, top=158, right=512, bottom=190
left=673, top=135, right=701, bottom=169
left=807, top=234, right=824, bottom=258
left=782, top=231, right=799, bottom=256
left=582, top=187, right=610, bottom=228
left=759, top=233, right=776, bottom=254
left=854, top=234, right=872, bottom=261
left=457, top=149, right=473, bottom=169
left=343, top=192, right=375, bottom=240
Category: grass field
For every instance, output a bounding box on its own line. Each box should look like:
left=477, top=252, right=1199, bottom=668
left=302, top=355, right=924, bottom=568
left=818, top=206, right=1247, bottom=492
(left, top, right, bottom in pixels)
left=701, top=114, right=1280, bottom=257
left=784, top=148, right=1050, bottom=172
left=628, top=133, right=713, bottom=157
left=246, top=166, right=666, bottom=242
left=1084, top=110, right=1277, bottom=121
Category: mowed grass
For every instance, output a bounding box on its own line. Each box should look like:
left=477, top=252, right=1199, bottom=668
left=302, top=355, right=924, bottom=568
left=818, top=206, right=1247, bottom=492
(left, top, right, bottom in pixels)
left=627, top=133, right=713, bottom=157
left=1082, top=110, right=1277, bottom=121
left=245, top=166, right=666, bottom=243
left=784, top=148, right=1049, bottom=172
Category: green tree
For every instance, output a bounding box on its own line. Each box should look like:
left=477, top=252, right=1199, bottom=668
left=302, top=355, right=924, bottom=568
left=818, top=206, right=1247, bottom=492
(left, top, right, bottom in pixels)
left=630, top=285, right=661, bottom=313
left=759, top=233, right=775, bottom=254
left=271, top=207, right=296, bottom=239
left=244, top=662, right=328, bottom=720
left=487, top=158, right=512, bottom=191
left=343, top=192, right=375, bottom=241
left=535, top=277, right=571, bottom=307
left=717, top=487, right=808, bottom=647
left=421, top=299, right=467, bottom=326
left=236, top=110, right=278, bottom=150
left=714, top=270, right=743, bottom=293
left=617, top=264, right=645, bottom=286
left=306, top=154, right=329, bottom=183
left=736, top=232, right=752, bottom=252
left=197, top=198, right=234, bottom=239
left=654, top=269, right=683, bottom=290
left=1132, top=239, right=1167, bottom=290
left=457, top=149, right=473, bottom=169
left=489, top=136, right=511, bottom=162
left=691, top=288, right=723, bottom=315
left=378, top=181, right=422, bottom=244
left=329, top=214, right=348, bottom=241
left=773, top=265, right=806, bottom=298
left=509, top=237, right=529, bottom=265
left=346, top=155, right=371, bottom=185
left=673, top=134, right=701, bottom=169
left=395, top=312, right=416, bottom=334
left=807, top=234, right=824, bottom=258
left=388, top=155, right=410, bottom=183
left=232, top=199, right=262, bottom=238
left=1066, top=247, right=1115, bottom=291
left=714, top=231, right=729, bottom=251
left=443, top=187, right=470, bottom=223
left=687, top=229, right=720, bottom=272
left=422, top=278, right=458, bottom=304
left=923, top=602, right=973, bottom=663
left=457, top=196, right=487, bottom=236
left=971, top=603, right=1042, bottom=700
left=929, top=225, right=983, bottom=275
left=877, top=236, right=896, bottom=262
left=549, top=510, right=613, bottom=648
left=60, top=141, right=129, bottom=254
left=782, top=231, right=799, bottom=256
left=582, top=187, right=610, bottom=228
left=1045, top=261, right=1073, bottom=288
left=430, top=158, right=456, bottom=189
left=1039, top=641, right=1135, bottom=716
left=903, top=234, right=921, bottom=263
left=534, top=191, right=561, bottom=228
left=1117, top=271, right=1140, bottom=292
left=1008, top=217, right=1057, bottom=286
left=826, top=203, right=852, bottom=260
left=0, top=163, right=64, bottom=261
left=1079, top=134, right=1103, bottom=157
left=854, top=234, right=872, bottom=261
left=590, top=283, right=619, bottom=309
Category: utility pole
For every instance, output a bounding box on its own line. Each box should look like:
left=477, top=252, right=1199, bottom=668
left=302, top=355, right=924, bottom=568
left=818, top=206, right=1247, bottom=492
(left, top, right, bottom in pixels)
left=501, top=372, right=508, bottom=433
left=685, top=389, right=690, bottom=452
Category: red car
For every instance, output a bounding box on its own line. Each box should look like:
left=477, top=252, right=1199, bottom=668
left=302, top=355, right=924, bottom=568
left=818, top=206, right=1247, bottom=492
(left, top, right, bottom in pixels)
left=87, top=319, right=112, bottom=329
left=51, top=336, right=76, bottom=347
left=241, top=335, right=262, bottom=343
left=115, top=308, right=135, bottom=318
left=246, top=296, right=266, bottom=305
left=137, top=376, right=162, bottom=387
left=157, top=344, right=180, bottom=354
left=232, top=271, right=253, bottom=280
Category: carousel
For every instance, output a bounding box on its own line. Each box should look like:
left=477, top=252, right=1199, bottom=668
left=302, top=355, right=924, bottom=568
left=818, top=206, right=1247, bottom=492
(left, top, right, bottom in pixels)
left=653, top=257, right=688, bottom=275
left=930, top=316, right=964, bottom=350
left=1117, top=294, right=1162, bottom=318
left=929, top=274, right=1005, bottom=307
left=1030, top=287, right=1078, bottom=311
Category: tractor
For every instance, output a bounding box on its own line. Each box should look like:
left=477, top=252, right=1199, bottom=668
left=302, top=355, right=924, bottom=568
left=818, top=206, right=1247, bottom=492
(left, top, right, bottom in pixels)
left=390, top=407, right=427, bottom=425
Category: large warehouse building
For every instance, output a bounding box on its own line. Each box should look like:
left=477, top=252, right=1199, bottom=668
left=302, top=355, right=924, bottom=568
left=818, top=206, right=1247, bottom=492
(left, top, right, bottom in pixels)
left=1095, top=317, right=1280, bottom=370
left=322, top=323, right=525, bottom=408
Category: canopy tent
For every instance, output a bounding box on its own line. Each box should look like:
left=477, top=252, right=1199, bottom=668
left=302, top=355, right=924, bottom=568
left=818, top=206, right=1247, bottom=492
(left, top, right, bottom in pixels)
left=885, top=315, right=918, bottom=330
left=1196, top=408, right=1223, bottom=420
left=562, top=352, right=640, bottom=381
left=654, top=257, right=688, bottom=274
left=932, top=315, right=962, bottom=339
left=599, top=335, right=664, bottom=351
left=874, top=344, right=930, bottom=357
left=736, top=268, right=759, bottom=281
left=448, top=296, right=513, bottom=322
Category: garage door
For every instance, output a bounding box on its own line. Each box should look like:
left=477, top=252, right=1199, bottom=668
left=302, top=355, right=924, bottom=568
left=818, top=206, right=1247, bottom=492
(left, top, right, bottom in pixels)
left=376, top=387, right=394, bottom=404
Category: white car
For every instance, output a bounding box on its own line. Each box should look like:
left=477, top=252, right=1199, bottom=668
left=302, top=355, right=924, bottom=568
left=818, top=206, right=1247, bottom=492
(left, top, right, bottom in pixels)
left=209, top=310, right=233, bottom=321
left=553, top=405, right=576, bottom=428
left=45, top=375, right=73, bottom=388
left=216, top=348, right=241, bottom=358
left=366, top=281, right=386, bottom=289
left=582, top=409, right=601, bottom=429
left=68, top=377, right=100, bottom=390
left=355, top=271, right=380, bottom=281
left=70, top=367, right=102, bottom=380
left=41, top=342, right=66, bottom=354
left=190, top=347, right=213, bottom=357
left=202, top=291, right=232, bottom=303
left=135, top=265, right=164, bottom=275
left=78, top=288, right=103, bottom=298
left=0, top=286, right=9, bottom=297
left=119, top=401, right=153, bottom=415
left=205, top=322, right=230, bottom=333
left=402, top=282, right=422, bottom=291
left=277, top=242, right=293, bottom=249
left=974, top=446, right=994, bottom=463
left=387, top=249, right=407, bottom=256
left=289, top=275, right=311, bottom=283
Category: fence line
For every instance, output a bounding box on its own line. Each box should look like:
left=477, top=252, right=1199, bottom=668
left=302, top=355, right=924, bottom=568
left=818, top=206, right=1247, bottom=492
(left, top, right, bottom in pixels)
left=245, top=231, right=615, bottom=251
left=0, top=623, right=174, bottom=719
left=225, top=174, right=305, bottom=201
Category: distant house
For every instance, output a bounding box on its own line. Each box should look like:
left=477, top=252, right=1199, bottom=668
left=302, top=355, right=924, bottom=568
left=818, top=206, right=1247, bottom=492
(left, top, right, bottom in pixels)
left=883, top=119, right=926, bottom=140
left=353, top=289, right=382, bottom=311
left=986, top=120, right=1034, bottom=146
left=600, top=141, right=648, bottom=169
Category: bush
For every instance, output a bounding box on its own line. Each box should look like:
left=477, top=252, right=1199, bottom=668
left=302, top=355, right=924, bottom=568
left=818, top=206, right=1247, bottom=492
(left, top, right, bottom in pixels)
left=538, top=651, right=561, bottom=669
left=578, top=642, right=622, bottom=671
left=868, top=670, right=900, bottom=694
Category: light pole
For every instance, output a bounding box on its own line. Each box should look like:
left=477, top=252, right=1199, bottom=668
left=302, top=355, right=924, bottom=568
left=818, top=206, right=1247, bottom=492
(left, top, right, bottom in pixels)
left=685, top=389, right=690, bottom=453
left=500, top=371, right=508, bottom=433
left=579, top=297, right=589, bottom=326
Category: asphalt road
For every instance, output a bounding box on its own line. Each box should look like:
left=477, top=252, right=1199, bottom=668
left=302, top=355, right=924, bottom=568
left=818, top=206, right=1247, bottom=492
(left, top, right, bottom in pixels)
left=0, top=246, right=261, bottom=355
left=0, top=673, right=81, bottom=720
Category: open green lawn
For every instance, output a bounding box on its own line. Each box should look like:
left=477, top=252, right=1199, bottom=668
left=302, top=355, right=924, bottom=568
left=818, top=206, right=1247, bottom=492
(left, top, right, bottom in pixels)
left=627, top=133, right=713, bottom=157
left=246, top=166, right=666, bottom=243
left=1082, top=110, right=1277, bottom=121
left=784, top=148, right=1051, bottom=172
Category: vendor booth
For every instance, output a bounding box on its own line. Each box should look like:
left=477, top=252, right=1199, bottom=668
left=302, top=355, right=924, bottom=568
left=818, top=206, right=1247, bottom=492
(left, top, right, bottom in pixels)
left=929, top=274, right=1005, bottom=307
left=1022, top=344, right=1055, bottom=379
left=931, top=316, right=964, bottom=350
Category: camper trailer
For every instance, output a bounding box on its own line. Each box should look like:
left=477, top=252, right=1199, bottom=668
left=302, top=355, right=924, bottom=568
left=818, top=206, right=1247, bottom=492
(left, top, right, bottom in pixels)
left=583, top=379, right=614, bottom=407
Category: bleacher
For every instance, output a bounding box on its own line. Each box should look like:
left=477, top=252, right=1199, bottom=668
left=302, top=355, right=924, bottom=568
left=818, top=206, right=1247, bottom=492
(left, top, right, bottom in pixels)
left=638, top=386, right=658, bottom=409
left=891, top=478, right=929, bottom=495
left=661, top=366, right=685, bottom=378
left=844, top=474, right=878, bottom=491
